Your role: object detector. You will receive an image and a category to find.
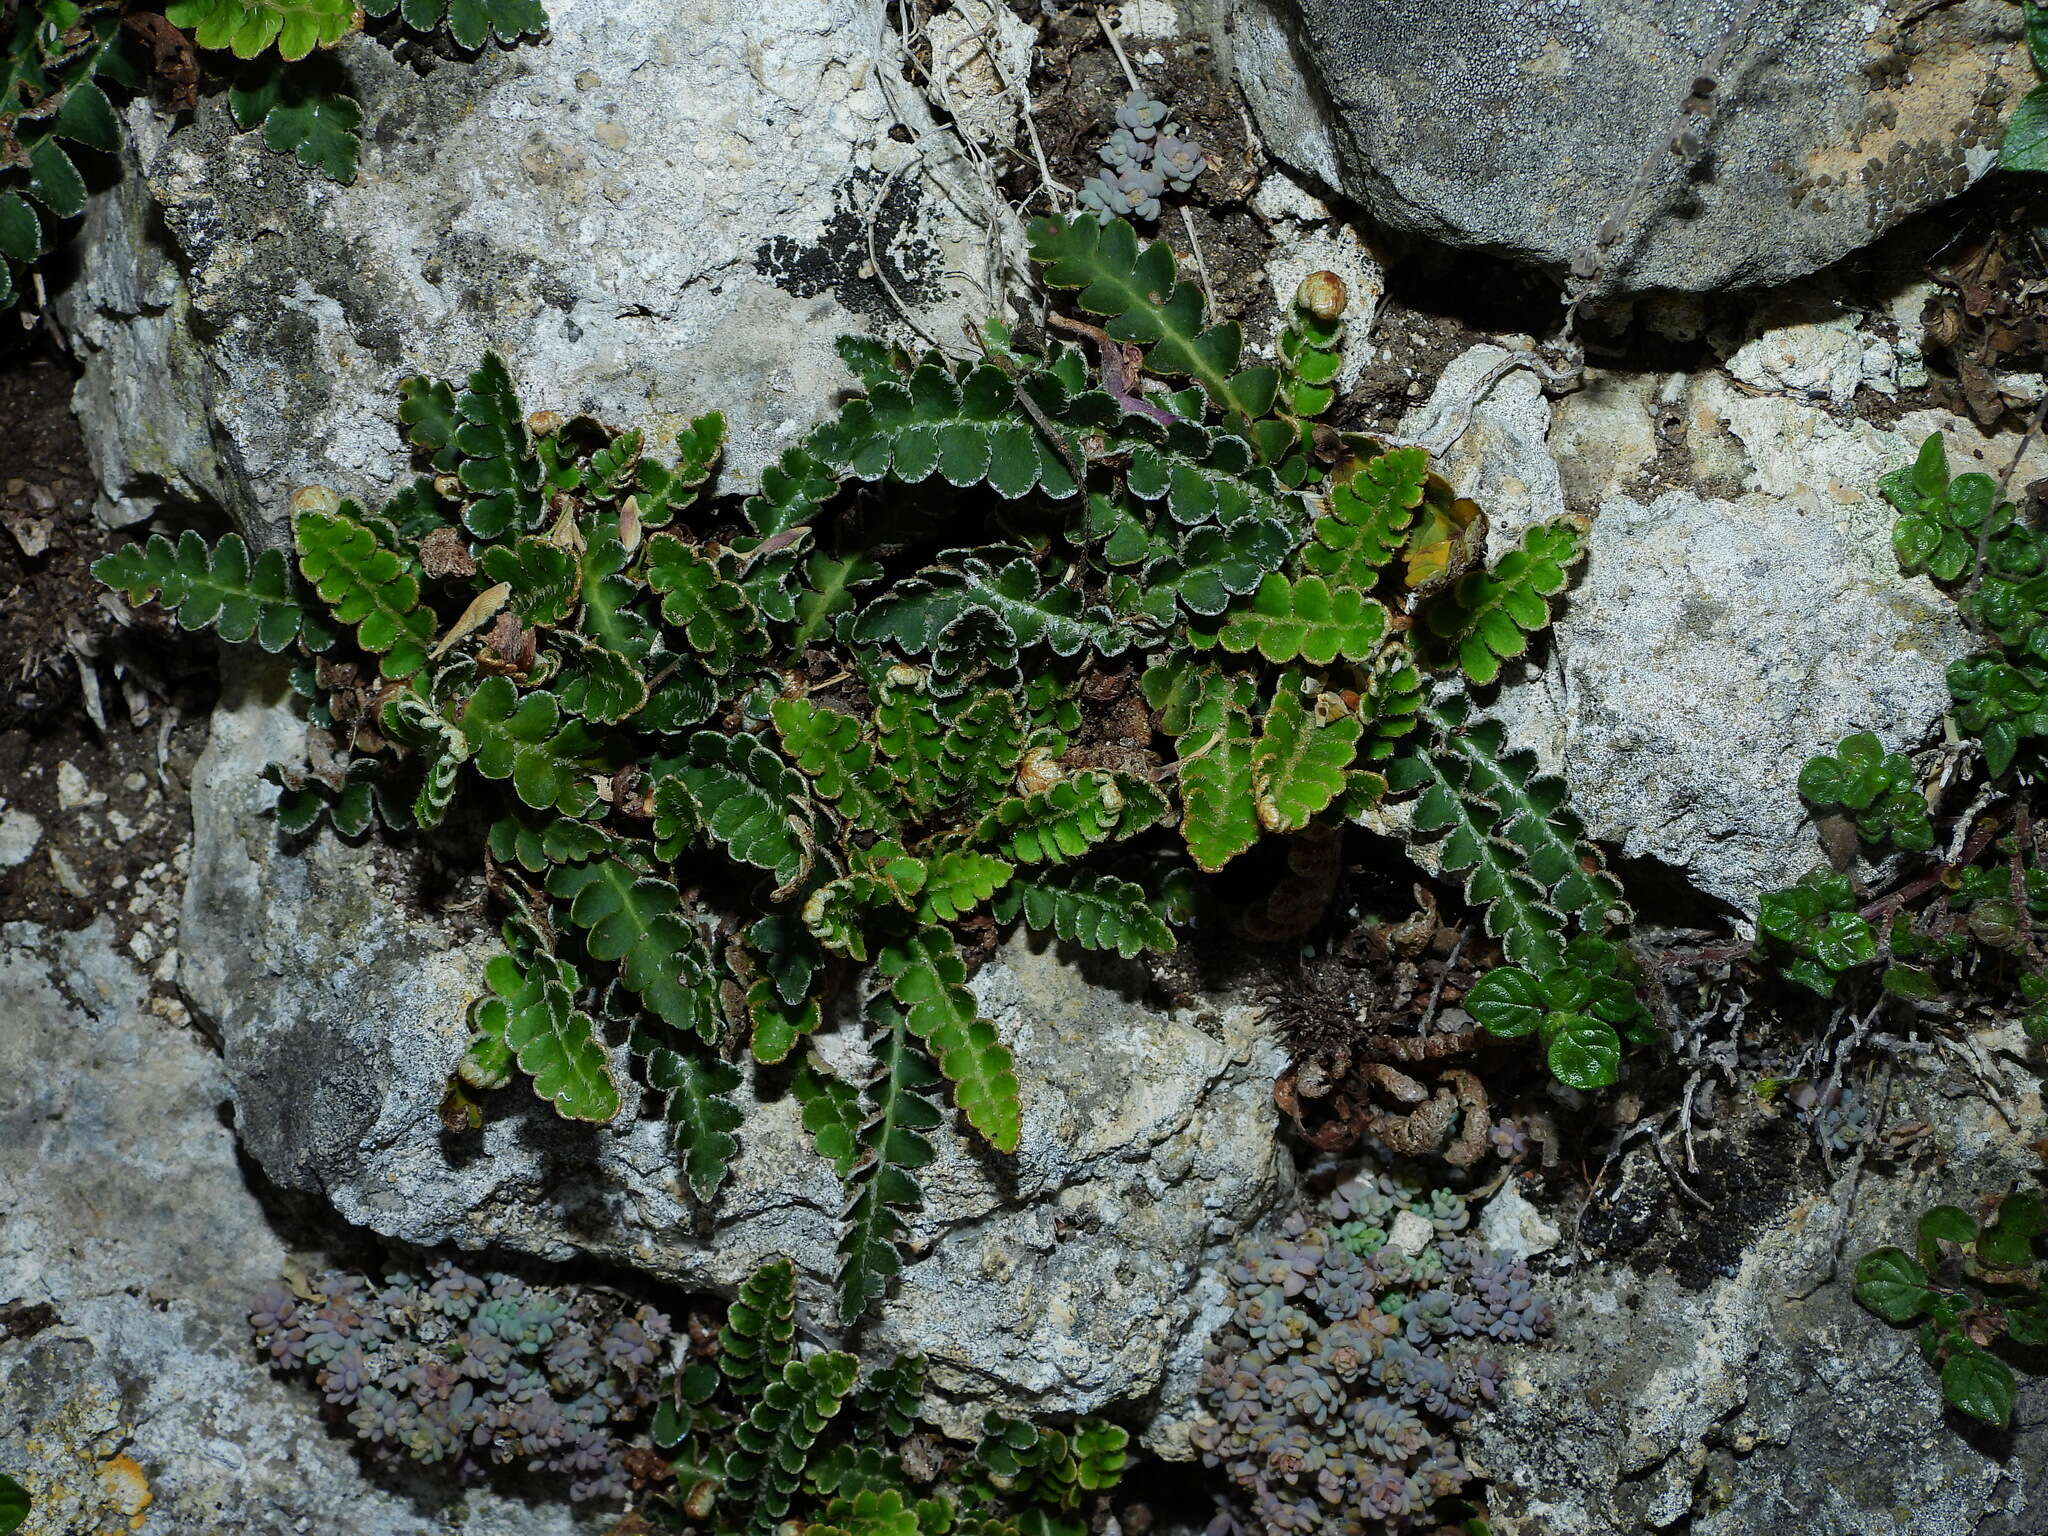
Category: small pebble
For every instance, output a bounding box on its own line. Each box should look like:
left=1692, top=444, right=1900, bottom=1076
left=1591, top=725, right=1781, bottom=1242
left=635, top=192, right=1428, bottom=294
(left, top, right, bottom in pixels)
left=57, top=760, right=103, bottom=811
left=48, top=846, right=90, bottom=900
left=0, top=808, right=42, bottom=869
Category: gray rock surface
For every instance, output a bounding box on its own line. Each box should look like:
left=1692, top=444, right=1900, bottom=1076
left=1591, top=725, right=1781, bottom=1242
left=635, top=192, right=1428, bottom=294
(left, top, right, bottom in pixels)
left=1469, top=1063, right=2048, bottom=1534
left=1224, top=0, right=2024, bottom=292
left=179, top=658, right=1293, bottom=1444
left=0, top=917, right=586, bottom=1535
left=62, top=0, right=1016, bottom=534
left=1492, top=486, right=1972, bottom=909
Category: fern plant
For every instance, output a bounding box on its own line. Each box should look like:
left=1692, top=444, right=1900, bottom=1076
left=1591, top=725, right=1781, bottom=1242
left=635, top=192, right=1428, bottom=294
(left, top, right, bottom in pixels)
left=1, top=1, right=129, bottom=308
left=649, top=1256, right=1128, bottom=1535
left=98, top=215, right=1635, bottom=1320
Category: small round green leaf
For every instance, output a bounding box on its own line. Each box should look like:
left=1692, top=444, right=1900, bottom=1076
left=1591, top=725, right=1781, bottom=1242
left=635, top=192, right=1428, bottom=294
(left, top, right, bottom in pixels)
left=0, top=1474, right=26, bottom=1535
left=1543, top=1013, right=1621, bottom=1089
left=1466, top=966, right=1547, bottom=1039
left=1853, top=1246, right=1933, bottom=1324
left=1941, top=1344, right=2016, bottom=1427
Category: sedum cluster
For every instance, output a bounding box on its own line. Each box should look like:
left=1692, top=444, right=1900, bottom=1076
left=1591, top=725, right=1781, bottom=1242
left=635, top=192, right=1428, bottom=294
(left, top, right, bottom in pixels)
left=1194, top=1170, right=1550, bottom=1534
left=1076, top=89, right=1207, bottom=224
left=249, top=1261, right=670, bottom=1500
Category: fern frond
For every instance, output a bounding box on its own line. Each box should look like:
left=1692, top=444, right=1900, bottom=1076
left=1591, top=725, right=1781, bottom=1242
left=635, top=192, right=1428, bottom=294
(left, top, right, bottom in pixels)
left=94, top=530, right=309, bottom=652
left=455, top=676, right=604, bottom=815
left=1422, top=695, right=1629, bottom=928
left=939, top=691, right=1026, bottom=816
left=1253, top=686, right=1363, bottom=834
left=876, top=926, right=1021, bottom=1153
left=728, top=1351, right=862, bottom=1532
left=851, top=552, right=1133, bottom=664
left=1386, top=735, right=1567, bottom=972
left=163, top=0, right=357, bottom=61
left=673, top=732, right=817, bottom=893
left=914, top=848, right=1014, bottom=923
left=630, top=1024, right=744, bottom=1202
left=770, top=697, right=897, bottom=834
left=1302, top=446, right=1429, bottom=588
left=810, top=358, right=1078, bottom=501
left=546, top=858, right=721, bottom=1038
left=294, top=504, right=436, bottom=676
left=479, top=535, right=580, bottom=626
left=644, top=535, right=769, bottom=674
left=1146, top=516, right=1294, bottom=619
left=992, top=869, right=1175, bottom=958
left=834, top=1002, right=945, bottom=1325
left=470, top=938, right=621, bottom=1123
left=1196, top=572, right=1387, bottom=667
left=973, top=771, right=1147, bottom=865
left=718, top=1256, right=798, bottom=1402
left=1027, top=215, right=1278, bottom=425
left=1418, top=515, right=1587, bottom=685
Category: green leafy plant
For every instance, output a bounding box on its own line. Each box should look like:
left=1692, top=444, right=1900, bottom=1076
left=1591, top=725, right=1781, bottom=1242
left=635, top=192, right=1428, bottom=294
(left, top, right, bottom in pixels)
left=1797, top=731, right=1934, bottom=853
left=98, top=213, right=1635, bottom=1322
left=1856, top=1188, right=2048, bottom=1428
left=1763, top=433, right=2048, bottom=1023
left=2000, top=0, right=2048, bottom=173
left=0, top=1473, right=27, bottom=1536
left=1, top=1, right=130, bottom=308
left=648, top=1256, right=1128, bottom=1535
left=1464, top=935, right=1654, bottom=1089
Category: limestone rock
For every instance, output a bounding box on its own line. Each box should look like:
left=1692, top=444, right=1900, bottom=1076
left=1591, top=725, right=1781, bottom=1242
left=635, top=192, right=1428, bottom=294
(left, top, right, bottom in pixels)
left=178, top=659, right=1293, bottom=1443
left=61, top=0, right=1016, bottom=536
left=1224, top=0, right=2024, bottom=293
left=1468, top=1070, right=2047, bottom=1533
left=0, top=918, right=583, bottom=1535
left=1491, top=487, right=1972, bottom=909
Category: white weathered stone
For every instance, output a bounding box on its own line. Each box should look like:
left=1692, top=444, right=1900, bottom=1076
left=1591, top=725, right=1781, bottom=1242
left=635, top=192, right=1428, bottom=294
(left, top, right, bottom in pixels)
left=63, top=0, right=1020, bottom=536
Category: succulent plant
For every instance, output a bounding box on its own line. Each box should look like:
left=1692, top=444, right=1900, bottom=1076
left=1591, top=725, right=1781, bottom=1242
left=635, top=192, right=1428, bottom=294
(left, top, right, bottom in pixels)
left=250, top=1261, right=670, bottom=1500
left=1193, top=1168, right=1550, bottom=1534
left=1076, top=89, right=1206, bottom=225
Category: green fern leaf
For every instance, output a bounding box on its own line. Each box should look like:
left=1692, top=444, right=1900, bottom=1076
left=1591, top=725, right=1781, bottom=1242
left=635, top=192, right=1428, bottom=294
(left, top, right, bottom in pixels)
left=992, top=870, right=1174, bottom=958
left=94, top=530, right=308, bottom=652
left=743, top=444, right=839, bottom=540
left=727, top=1351, right=862, bottom=1531
left=873, top=681, right=952, bottom=816
left=1027, top=215, right=1279, bottom=424
left=1303, top=447, right=1429, bottom=587
left=574, top=513, right=656, bottom=662
left=939, top=691, right=1026, bottom=816
left=1422, top=695, right=1629, bottom=927
left=1419, top=515, right=1587, bottom=685
left=632, top=1027, right=744, bottom=1201
left=720, top=1257, right=798, bottom=1403
left=1197, top=573, right=1387, bottom=666
left=1175, top=668, right=1259, bottom=872
left=674, top=731, right=816, bottom=893
left=852, top=553, right=1133, bottom=664
left=770, top=697, right=897, bottom=833
left=973, top=771, right=1145, bottom=865
left=740, top=913, right=825, bottom=1064
left=368, top=0, right=548, bottom=54
left=1360, top=642, right=1426, bottom=761
left=802, top=874, right=886, bottom=961
left=293, top=505, right=436, bottom=676
left=834, top=1002, right=944, bottom=1325
left=1386, top=736, right=1567, bottom=972
left=163, top=0, right=358, bottom=61
left=546, top=858, right=721, bottom=1038
left=446, top=352, right=545, bottom=540
left=479, top=535, right=580, bottom=626
left=470, top=940, right=621, bottom=1122
left=485, top=811, right=620, bottom=873
left=1146, top=517, right=1294, bottom=618
left=791, top=550, right=884, bottom=651
left=810, top=358, right=1077, bottom=501
left=876, top=927, right=1020, bottom=1154
left=1253, top=686, right=1363, bottom=833
left=456, top=676, right=603, bottom=814
left=1123, top=425, right=1302, bottom=530
left=644, top=535, right=769, bottom=674
left=915, top=848, right=1014, bottom=923
left=227, top=59, right=362, bottom=183
left=792, top=1058, right=864, bottom=1177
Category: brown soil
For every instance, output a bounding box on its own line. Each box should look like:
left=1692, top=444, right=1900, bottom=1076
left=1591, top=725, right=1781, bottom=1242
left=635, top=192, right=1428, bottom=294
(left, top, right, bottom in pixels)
left=0, top=331, right=215, bottom=951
